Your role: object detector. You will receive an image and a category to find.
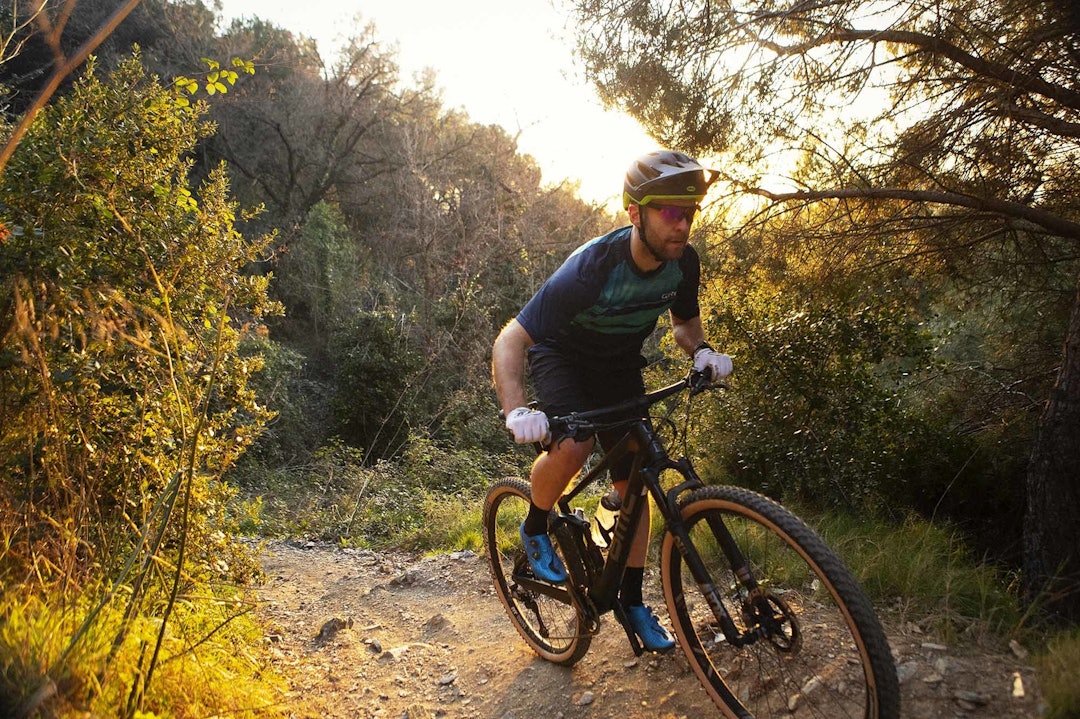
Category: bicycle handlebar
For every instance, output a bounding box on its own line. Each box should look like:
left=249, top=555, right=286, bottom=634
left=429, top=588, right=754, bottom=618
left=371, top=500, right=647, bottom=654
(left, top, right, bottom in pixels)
left=546, top=369, right=717, bottom=441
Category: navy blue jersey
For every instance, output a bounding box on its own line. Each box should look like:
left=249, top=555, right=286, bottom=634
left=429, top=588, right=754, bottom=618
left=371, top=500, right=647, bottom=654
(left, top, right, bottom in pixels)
left=516, top=226, right=700, bottom=370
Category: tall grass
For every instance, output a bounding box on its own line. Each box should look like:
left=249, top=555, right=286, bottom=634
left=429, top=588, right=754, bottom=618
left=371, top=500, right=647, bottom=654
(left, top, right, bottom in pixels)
left=1035, top=628, right=1080, bottom=718
left=0, top=579, right=292, bottom=718
left=807, top=511, right=1022, bottom=640
left=231, top=434, right=522, bottom=549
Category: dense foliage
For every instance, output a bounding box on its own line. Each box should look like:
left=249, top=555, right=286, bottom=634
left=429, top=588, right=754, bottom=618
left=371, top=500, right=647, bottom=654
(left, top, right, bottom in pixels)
left=0, top=52, right=280, bottom=714
left=570, top=0, right=1080, bottom=616
left=1, top=4, right=607, bottom=710
left=684, top=206, right=1033, bottom=551
left=3, top=0, right=1079, bottom=713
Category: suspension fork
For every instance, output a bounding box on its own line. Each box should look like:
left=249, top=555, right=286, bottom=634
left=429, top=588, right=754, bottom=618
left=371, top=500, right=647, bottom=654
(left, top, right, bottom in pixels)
left=655, top=458, right=760, bottom=648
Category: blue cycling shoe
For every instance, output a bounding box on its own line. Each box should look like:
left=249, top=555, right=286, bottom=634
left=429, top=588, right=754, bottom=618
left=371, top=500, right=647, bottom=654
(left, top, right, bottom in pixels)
left=519, top=523, right=568, bottom=583
left=626, top=604, right=676, bottom=652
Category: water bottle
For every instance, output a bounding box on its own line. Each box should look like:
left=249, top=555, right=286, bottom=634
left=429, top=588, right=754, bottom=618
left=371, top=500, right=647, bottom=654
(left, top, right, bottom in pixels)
left=590, top=488, right=622, bottom=549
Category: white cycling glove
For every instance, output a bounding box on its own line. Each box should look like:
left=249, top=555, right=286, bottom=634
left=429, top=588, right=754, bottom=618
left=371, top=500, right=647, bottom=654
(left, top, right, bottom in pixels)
left=505, top=407, right=550, bottom=444
left=693, top=344, right=733, bottom=382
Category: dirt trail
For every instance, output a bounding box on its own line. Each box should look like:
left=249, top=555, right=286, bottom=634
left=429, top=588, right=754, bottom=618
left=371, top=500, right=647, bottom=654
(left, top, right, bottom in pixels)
left=254, top=539, right=1043, bottom=719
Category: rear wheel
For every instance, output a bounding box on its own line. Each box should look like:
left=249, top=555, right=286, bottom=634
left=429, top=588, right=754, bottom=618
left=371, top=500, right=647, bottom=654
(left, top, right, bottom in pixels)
left=661, top=486, right=899, bottom=718
left=483, top=478, right=591, bottom=665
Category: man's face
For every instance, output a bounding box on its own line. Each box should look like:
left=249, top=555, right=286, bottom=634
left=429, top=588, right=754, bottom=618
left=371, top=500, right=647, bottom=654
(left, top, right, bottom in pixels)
left=637, top=200, right=699, bottom=261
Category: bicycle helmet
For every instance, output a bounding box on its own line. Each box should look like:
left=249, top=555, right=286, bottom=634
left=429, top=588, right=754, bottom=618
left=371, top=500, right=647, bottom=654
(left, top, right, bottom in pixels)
left=622, top=150, right=716, bottom=209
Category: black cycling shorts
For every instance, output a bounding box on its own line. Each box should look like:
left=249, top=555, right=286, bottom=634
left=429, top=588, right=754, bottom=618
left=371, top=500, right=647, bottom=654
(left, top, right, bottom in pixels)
left=527, top=346, right=644, bottom=482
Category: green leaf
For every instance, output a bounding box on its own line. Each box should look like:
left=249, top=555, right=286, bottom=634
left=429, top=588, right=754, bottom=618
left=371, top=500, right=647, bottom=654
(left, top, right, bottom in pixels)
left=231, top=57, right=256, bottom=75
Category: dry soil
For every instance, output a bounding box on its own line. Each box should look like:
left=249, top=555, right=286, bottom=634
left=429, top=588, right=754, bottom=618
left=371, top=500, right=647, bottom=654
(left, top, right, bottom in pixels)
left=254, top=540, right=1044, bottom=719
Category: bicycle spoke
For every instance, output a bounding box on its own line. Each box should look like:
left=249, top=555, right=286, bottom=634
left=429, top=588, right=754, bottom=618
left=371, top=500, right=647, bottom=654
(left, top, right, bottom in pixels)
left=663, top=487, right=899, bottom=718
left=483, top=479, right=591, bottom=665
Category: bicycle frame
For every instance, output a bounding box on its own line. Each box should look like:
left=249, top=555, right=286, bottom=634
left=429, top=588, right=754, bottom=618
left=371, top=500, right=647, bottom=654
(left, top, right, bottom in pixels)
left=489, top=370, right=901, bottom=717
left=547, top=376, right=760, bottom=650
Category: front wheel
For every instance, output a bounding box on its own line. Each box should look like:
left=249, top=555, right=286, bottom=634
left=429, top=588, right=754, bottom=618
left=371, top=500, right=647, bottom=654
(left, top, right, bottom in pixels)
left=660, top=486, right=899, bottom=719
left=483, top=478, right=591, bottom=665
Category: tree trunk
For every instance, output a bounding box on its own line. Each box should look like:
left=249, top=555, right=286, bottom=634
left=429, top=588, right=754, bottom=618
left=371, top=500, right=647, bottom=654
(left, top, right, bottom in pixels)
left=1023, top=277, right=1080, bottom=623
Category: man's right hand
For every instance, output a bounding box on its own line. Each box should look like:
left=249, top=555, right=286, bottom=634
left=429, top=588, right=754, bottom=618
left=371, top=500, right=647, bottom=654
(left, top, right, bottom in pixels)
left=505, top=407, right=549, bottom=444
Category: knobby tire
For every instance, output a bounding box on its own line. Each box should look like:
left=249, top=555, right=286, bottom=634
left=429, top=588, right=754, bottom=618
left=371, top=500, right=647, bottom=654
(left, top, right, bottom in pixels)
left=661, top=485, right=900, bottom=719
left=483, top=478, right=591, bottom=665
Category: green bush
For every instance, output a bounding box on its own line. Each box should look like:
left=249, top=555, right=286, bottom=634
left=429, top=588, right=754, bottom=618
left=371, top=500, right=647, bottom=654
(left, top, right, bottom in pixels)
left=690, top=273, right=934, bottom=512
left=233, top=332, right=332, bottom=472
left=327, top=310, right=421, bottom=459
left=272, top=201, right=363, bottom=337
left=0, top=53, right=276, bottom=579
left=0, top=54, right=277, bottom=715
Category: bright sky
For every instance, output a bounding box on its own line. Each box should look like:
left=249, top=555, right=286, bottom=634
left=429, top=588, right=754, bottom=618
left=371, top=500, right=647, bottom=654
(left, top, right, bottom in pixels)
left=215, top=0, right=655, bottom=210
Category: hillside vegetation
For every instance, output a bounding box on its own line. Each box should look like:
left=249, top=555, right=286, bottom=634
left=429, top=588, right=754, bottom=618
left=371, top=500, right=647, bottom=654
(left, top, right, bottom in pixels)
left=1, top=0, right=1078, bottom=716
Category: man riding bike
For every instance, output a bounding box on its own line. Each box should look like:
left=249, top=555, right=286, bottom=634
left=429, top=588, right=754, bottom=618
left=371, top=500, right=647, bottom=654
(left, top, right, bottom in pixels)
left=491, top=150, right=734, bottom=652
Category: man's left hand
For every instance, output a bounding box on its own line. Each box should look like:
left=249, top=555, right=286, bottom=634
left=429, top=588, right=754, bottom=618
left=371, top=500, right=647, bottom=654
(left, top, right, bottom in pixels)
left=693, top=346, right=733, bottom=381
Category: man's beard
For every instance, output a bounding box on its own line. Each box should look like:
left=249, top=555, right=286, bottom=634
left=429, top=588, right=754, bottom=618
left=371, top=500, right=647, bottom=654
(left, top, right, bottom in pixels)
left=640, top=214, right=687, bottom=262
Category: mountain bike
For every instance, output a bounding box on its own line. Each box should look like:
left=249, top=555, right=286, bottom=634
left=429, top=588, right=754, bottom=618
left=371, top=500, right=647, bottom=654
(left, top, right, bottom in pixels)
left=482, top=370, right=900, bottom=718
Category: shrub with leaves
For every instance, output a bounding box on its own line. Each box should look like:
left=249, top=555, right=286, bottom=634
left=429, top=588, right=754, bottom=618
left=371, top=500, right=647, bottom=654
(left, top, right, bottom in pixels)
left=688, top=265, right=938, bottom=512
left=327, top=309, right=421, bottom=459
left=0, top=53, right=278, bottom=714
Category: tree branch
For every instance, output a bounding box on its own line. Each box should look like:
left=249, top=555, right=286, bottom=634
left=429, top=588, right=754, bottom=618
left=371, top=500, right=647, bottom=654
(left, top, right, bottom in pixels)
left=747, top=185, right=1080, bottom=241
left=758, top=27, right=1080, bottom=111
left=0, top=0, right=145, bottom=177
left=999, top=102, right=1080, bottom=138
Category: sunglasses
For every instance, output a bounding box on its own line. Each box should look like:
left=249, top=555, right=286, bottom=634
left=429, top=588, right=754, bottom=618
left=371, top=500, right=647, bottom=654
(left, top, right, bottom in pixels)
left=649, top=203, right=700, bottom=224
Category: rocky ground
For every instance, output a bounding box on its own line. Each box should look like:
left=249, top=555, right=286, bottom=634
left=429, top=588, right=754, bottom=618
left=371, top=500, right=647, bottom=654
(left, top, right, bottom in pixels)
left=253, top=540, right=1044, bottom=718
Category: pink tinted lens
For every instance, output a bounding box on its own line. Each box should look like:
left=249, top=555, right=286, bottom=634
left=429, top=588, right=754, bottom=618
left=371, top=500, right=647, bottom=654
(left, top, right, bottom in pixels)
left=656, top=205, right=697, bottom=223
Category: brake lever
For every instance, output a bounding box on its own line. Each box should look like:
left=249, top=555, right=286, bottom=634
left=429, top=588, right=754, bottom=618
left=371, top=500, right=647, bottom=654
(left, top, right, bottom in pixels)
left=688, top=369, right=711, bottom=396
left=688, top=369, right=728, bottom=396
left=544, top=418, right=594, bottom=448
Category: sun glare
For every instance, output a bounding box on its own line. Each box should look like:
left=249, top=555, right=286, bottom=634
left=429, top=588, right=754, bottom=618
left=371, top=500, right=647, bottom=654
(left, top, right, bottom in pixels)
left=216, top=0, right=655, bottom=211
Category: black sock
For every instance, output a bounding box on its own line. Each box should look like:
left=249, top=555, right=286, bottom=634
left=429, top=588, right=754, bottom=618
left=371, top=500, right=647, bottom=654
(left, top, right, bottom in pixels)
left=620, top=566, right=644, bottom=607
left=523, top=502, right=550, bottom=536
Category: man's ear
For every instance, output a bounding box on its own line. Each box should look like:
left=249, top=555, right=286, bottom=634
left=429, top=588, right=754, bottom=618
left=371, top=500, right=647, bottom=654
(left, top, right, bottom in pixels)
left=627, top=203, right=641, bottom=228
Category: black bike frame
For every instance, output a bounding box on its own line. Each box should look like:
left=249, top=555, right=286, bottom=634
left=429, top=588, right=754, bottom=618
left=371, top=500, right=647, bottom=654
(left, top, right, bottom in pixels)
left=550, top=377, right=756, bottom=645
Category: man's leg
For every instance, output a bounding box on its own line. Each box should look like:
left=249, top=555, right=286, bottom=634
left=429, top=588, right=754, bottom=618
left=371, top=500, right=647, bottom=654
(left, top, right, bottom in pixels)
left=519, top=436, right=594, bottom=582
left=612, top=478, right=675, bottom=652
left=612, top=476, right=650, bottom=606
left=529, top=437, right=594, bottom=510
left=611, top=478, right=651, bottom=568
